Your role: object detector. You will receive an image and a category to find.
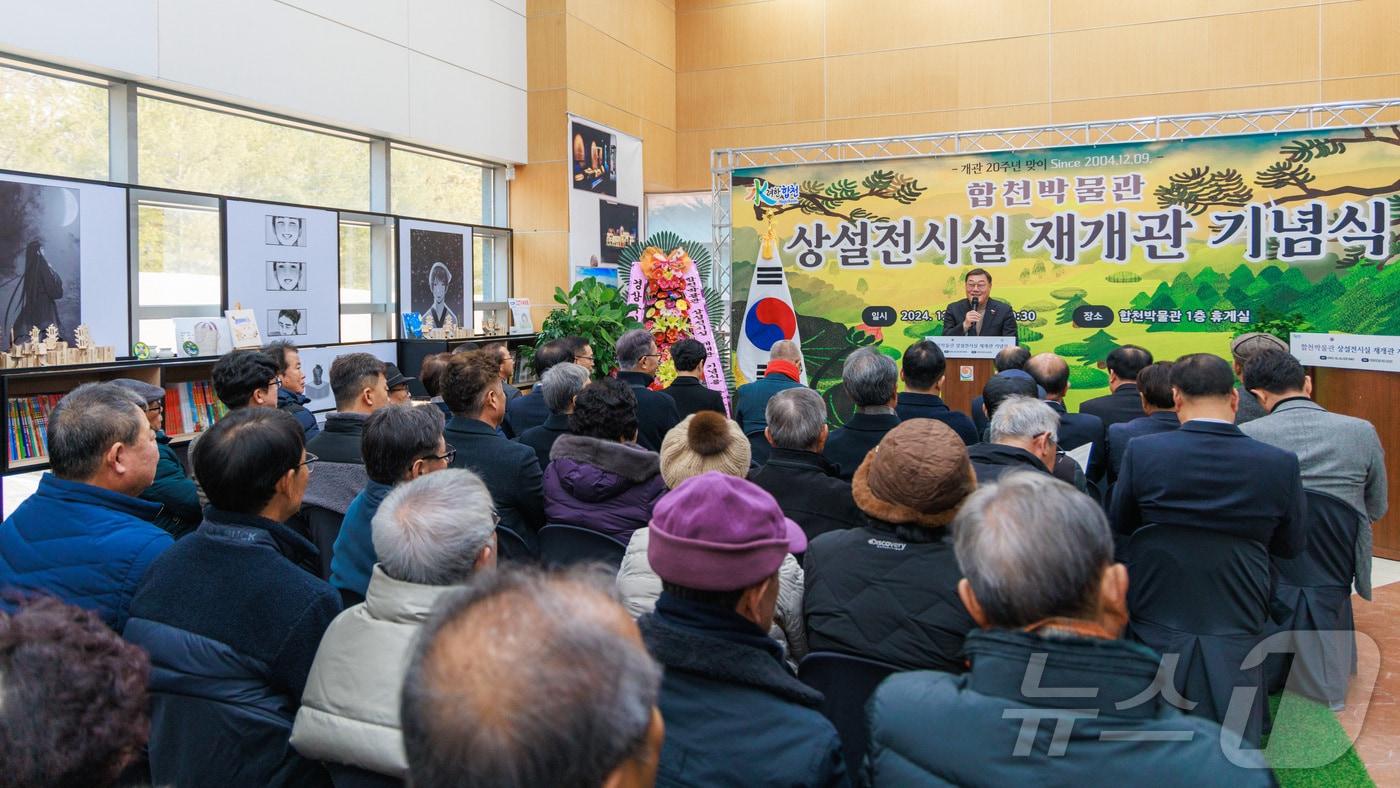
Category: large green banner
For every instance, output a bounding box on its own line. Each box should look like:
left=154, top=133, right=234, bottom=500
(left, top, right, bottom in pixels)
left=731, top=126, right=1400, bottom=413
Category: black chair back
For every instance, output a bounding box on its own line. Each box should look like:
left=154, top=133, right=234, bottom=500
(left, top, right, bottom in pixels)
left=1125, top=523, right=1271, bottom=743
left=537, top=524, right=626, bottom=571
left=798, top=651, right=899, bottom=774
left=302, top=506, right=345, bottom=581
left=495, top=525, right=535, bottom=564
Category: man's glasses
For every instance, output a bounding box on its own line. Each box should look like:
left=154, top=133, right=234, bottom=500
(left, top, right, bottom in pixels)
left=424, top=444, right=457, bottom=465
left=299, top=451, right=319, bottom=470
left=143, top=402, right=164, bottom=414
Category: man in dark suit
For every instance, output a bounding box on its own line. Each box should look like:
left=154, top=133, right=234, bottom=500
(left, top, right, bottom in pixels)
left=823, top=348, right=900, bottom=481
left=896, top=339, right=978, bottom=446
left=517, top=361, right=588, bottom=472
left=1027, top=352, right=1106, bottom=482
left=441, top=350, right=546, bottom=541
left=750, top=387, right=861, bottom=546
left=1079, top=345, right=1153, bottom=428
left=614, top=329, right=681, bottom=452
left=969, top=345, right=1038, bottom=438
left=1106, top=361, right=1179, bottom=485
left=942, top=267, right=1017, bottom=337
left=506, top=338, right=575, bottom=437
left=1109, top=353, right=1305, bottom=556
left=663, top=338, right=726, bottom=419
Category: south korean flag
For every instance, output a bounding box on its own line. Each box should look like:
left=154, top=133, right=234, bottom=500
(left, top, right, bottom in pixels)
left=736, top=233, right=806, bottom=386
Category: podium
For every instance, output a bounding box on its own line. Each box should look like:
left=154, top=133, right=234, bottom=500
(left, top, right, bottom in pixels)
left=923, top=336, right=1015, bottom=420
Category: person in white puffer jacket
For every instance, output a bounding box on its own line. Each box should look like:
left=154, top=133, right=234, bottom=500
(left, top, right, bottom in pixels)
left=290, top=469, right=497, bottom=782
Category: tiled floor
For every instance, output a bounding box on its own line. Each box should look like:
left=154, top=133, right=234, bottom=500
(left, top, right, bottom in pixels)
left=1339, top=560, right=1400, bottom=785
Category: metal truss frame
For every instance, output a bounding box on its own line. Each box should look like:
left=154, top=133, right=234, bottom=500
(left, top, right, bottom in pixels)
left=708, top=97, right=1400, bottom=357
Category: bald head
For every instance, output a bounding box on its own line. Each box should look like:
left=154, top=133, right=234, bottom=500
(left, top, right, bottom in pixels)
left=1026, top=353, right=1070, bottom=399
left=769, top=340, right=802, bottom=363
left=402, top=568, right=663, bottom=788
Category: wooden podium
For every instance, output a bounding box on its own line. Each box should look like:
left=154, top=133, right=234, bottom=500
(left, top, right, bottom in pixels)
left=925, top=336, right=1015, bottom=421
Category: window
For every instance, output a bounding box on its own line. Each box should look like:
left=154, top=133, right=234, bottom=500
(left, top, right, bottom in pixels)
left=132, top=192, right=222, bottom=349
left=390, top=146, right=493, bottom=225
left=137, top=92, right=371, bottom=210
left=339, top=213, right=395, bottom=342
left=0, top=61, right=108, bottom=180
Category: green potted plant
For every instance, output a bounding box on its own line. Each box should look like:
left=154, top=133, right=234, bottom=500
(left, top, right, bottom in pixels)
left=520, top=278, right=643, bottom=376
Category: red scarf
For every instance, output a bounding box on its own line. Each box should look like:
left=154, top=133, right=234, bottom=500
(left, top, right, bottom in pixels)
left=765, top=359, right=800, bottom=382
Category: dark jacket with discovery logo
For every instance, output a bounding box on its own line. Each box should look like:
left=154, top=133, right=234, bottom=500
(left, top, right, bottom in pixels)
left=802, top=518, right=974, bottom=673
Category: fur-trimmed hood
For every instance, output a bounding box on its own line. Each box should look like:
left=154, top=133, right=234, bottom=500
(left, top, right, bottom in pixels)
left=549, top=434, right=661, bottom=483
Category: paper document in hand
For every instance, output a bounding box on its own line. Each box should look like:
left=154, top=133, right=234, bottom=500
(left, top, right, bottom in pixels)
left=1065, top=441, right=1093, bottom=472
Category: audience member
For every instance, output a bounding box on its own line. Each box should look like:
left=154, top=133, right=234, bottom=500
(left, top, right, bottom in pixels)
left=212, top=349, right=282, bottom=410
left=866, top=472, right=1272, bottom=786
left=1106, top=360, right=1178, bottom=484
left=292, top=469, right=497, bottom=784
left=125, top=407, right=340, bottom=787
left=618, top=414, right=809, bottom=663
left=804, top=419, right=977, bottom=672
left=0, top=596, right=152, bottom=788
left=663, top=338, right=726, bottom=418
left=384, top=363, right=414, bottom=404
left=1027, top=352, right=1107, bottom=481
left=419, top=352, right=453, bottom=419
left=895, top=339, right=978, bottom=445
left=968, top=395, right=1059, bottom=483
left=969, top=344, right=1038, bottom=436
left=264, top=340, right=319, bottom=438
left=614, top=329, right=682, bottom=451
left=823, top=347, right=900, bottom=481
left=400, top=568, right=664, bottom=788
left=1242, top=349, right=1388, bottom=594
left=112, top=378, right=201, bottom=538
left=306, top=352, right=389, bottom=464
left=638, top=473, right=845, bottom=786
left=733, top=339, right=804, bottom=464
left=441, top=350, right=546, bottom=541
left=507, top=337, right=575, bottom=435
left=482, top=342, right=521, bottom=407
left=560, top=334, right=596, bottom=373
left=1230, top=332, right=1289, bottom=425
left=1079, top=345, right=1153, bottom=427
left=518, top=361, right=589, bottom=471
left=0, top=383, right=169, bottom=631
left=751, top=387, right=861, bottom=544
left=1109, top=353, right=1305, bottom=741
left=544, top=378, right=668, bottom=542
left=329, top=405, right=452, bottom=607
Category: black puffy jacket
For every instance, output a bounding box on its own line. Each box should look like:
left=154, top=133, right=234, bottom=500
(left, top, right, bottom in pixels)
left=124, top=510, right=341, bottom=787
left=802, top=518, right=974, bottom=672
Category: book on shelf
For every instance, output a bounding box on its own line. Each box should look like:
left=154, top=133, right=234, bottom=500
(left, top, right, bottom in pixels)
left=163, top=380, right=227, bottom=437
left=7, top=393, right=63, bottom=464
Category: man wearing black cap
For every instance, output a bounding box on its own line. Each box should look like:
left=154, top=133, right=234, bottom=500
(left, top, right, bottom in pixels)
left=384, top=363, right=414, bottom=404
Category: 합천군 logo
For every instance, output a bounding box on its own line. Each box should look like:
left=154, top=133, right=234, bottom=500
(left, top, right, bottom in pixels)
left=748, top=178, right=800, bottom=207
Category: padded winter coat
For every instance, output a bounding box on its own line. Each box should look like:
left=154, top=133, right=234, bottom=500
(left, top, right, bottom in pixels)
left=543, top=435, right=669, bottom=541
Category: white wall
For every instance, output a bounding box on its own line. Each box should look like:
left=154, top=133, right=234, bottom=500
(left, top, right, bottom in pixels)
left=0, top=0, right=527, bottom=164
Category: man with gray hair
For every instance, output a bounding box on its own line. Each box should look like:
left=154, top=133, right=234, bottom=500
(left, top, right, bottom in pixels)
left=0, top=382, right=170, bottom=631
left=292, top=469, right=499, bottom=783
left=401, top=567, right=665, bottom=788
left=734, top=339, right=805, bottom=465
left=967, top=395, right=1059, bottom=483
left=866, top=472, right=1271, bottom=786
left=751, top=387, right=862, bottom=543
left=614, top=328, right=681, bottom=452
left=518, top=361, right=589, bottom=471
left=823, top=347, right=901, bottom=481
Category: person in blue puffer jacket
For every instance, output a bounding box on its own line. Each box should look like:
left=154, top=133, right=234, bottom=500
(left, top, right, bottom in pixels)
left=265, top=339, right=320, bottom=439
left=0, top=382, right=171, bottom=631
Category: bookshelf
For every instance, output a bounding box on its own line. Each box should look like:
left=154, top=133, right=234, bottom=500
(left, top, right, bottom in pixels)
left=2, top=357, right=221, bottom=476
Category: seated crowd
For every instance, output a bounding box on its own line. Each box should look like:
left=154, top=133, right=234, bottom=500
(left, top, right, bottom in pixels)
left=0, top=329, right=1384, bottom=786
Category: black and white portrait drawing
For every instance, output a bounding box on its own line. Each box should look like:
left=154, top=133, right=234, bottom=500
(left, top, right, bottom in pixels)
left=268, top=308, right=307, bottom=336
left=0, top=181, right=81, bottom=350
left=409, top=229, right=464, bottom=328
left=266, top=215, right=306, bottom=247
left=266, top=260, right=306, bottom=291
